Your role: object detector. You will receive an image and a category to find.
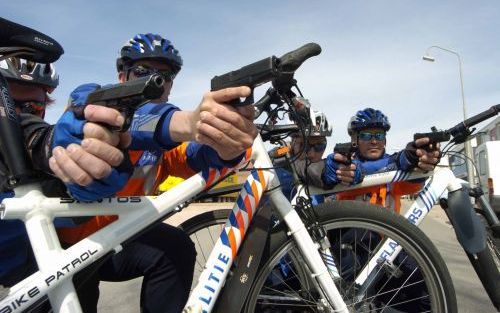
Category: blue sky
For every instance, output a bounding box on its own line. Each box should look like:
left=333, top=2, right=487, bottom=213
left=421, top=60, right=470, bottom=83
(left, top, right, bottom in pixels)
left=4, top=0, right=500, bottom=151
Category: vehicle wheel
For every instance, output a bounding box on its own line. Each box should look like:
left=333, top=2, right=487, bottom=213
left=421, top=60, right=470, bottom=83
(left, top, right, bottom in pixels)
left=244, top=201, right=457, bottom=313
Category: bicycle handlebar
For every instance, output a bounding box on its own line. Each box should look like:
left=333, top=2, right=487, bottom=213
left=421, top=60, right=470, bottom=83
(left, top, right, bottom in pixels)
left=277, top=43, right=322, bottom=73
left=414, top=104, right=500, bottom=144
left=449, top=104, right=500, bottom=136
left=257, top=124, right=300, bottom=142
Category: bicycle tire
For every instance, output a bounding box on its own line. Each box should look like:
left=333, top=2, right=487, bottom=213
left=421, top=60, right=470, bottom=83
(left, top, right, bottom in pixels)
left=471, top=211, right=500, bottom=309
left=477, top=210, right=500, bottom=271
left=487, top=227, right=500, bottom=270
left=244, top=201, right=457, bottom=313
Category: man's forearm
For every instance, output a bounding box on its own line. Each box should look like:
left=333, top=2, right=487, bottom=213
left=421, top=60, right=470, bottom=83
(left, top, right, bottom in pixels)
left=20, top=113, right=54, bottom=174
left=169, top=110, right=195, bottom=143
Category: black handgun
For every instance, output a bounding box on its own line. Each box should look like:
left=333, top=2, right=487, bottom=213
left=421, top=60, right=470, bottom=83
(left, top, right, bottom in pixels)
left=210, top=56, right=279, bottom=106
left=413, top=131, right=450, bottom=144
left=84, top=74, right=165, bottom=131
left=334, top=142, right=358, bottom=165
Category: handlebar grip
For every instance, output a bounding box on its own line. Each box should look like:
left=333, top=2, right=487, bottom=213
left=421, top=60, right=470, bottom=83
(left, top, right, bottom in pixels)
left=447, top=104, right=500, bottom=137
left=278, top=43, right=322, bottom=72
left=462, top=104, right=500, bottom=128
left=414, top=131, right=450, bottom=143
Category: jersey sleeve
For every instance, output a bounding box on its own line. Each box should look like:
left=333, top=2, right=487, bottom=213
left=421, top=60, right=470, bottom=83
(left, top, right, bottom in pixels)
left=184, top=142, right=244, bottom=173
left=20, top=113, right=54, bottom=174
left=161, top=142, right=245, bottom=180
left=128, top=102, right=181, bottom=151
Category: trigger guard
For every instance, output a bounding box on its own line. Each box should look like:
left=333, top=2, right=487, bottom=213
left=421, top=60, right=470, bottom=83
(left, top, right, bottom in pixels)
left=230, top=95, right=254, bottom=107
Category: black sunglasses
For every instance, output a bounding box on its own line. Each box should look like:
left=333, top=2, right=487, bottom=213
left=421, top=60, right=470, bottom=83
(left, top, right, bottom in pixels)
left=127, top=65, right=176, bottom=82
left=14, top=100, right=47, bottom=116
left=358, top=131, right=386, bottom=141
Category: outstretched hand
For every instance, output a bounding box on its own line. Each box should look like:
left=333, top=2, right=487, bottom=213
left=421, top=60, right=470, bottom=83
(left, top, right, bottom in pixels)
left=332, top=154, right=359, bottom=185
left=413, top=137, right=441, bottom=172
left=50, top=105, right=131, bottom=186
left=323, top=153, right=364, bottom=187
left=191, top=86, right=258, bottom=161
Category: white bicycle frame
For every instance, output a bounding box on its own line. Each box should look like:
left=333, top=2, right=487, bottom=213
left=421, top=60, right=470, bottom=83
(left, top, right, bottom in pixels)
left=296, top=165, right=465, bottom=289
left=0, top=135, right=350, bottom=313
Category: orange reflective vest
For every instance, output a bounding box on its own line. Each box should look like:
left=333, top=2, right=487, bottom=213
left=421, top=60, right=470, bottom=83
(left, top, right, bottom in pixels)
left=336, top=181, right=423, bottom=213
left=58, top=143, right=196, bottom=244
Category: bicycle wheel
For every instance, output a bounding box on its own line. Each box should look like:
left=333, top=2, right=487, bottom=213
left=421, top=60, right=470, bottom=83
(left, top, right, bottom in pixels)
left=480, top=212, right=500, bottom=271
left=244, top=200, right=457, bottom=313
left=178, top=209, right=231, bottom=290
left=485, top=224, right=500, bottom=309
left=486, top=227, right=500, bottom=271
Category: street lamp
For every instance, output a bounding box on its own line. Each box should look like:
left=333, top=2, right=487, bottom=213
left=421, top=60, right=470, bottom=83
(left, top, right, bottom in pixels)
left=422, top=45, right=475, bottom=187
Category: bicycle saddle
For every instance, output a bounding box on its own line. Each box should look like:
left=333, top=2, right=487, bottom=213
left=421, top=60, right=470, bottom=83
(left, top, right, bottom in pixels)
left=0, top=17, right=64, bottom=63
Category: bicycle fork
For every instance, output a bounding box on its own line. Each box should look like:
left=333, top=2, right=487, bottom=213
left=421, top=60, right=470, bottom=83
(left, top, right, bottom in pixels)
left=268, top=189, right=349, bottom=313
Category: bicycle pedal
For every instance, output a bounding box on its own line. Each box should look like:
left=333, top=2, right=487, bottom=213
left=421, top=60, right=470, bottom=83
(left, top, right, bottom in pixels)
left=0, top=285, right=9, bottom=301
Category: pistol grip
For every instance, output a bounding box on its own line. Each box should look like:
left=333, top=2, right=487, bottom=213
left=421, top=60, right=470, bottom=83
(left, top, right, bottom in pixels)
left=338, top=159, right=352, bottom=166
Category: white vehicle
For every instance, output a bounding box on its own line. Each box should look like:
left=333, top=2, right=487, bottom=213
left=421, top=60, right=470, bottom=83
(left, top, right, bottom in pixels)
left=476, top=140, right=500, bottom=213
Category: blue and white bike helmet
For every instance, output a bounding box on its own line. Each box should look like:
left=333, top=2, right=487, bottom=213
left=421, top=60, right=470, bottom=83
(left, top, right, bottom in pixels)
left=310, top=110, right=333, bottom=137
left=347, top=107, right=391, bottom=136
left=116, top=33, right=183, bottom=75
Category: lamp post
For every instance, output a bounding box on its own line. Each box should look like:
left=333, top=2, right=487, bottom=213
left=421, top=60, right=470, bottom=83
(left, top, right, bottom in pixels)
left=422, top=46, right=475, bottom=187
